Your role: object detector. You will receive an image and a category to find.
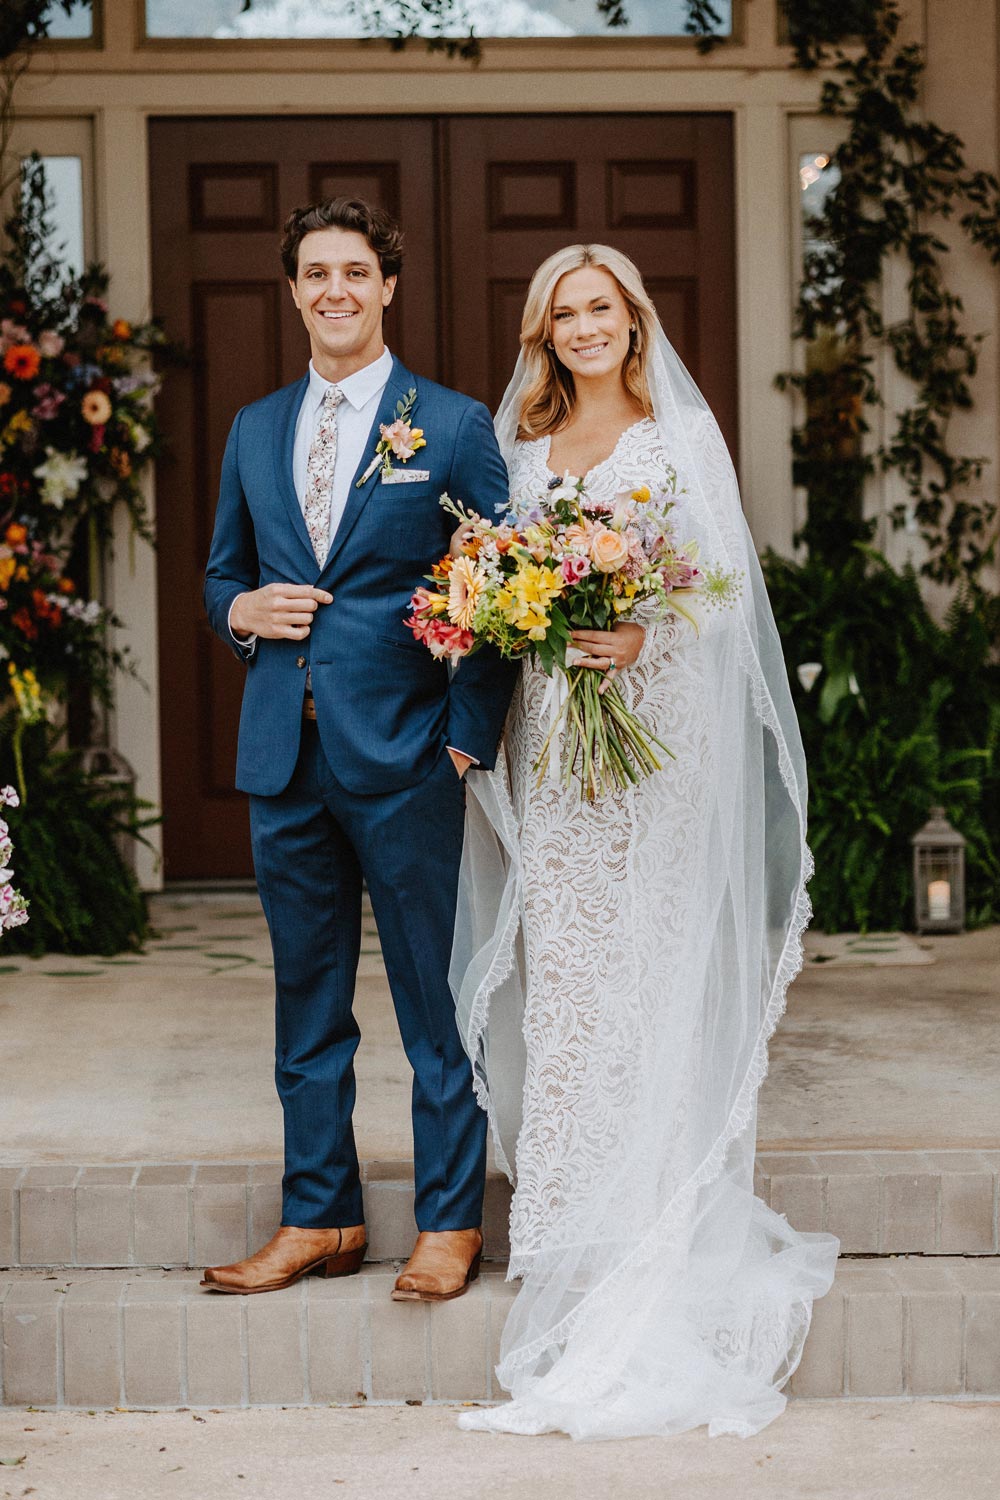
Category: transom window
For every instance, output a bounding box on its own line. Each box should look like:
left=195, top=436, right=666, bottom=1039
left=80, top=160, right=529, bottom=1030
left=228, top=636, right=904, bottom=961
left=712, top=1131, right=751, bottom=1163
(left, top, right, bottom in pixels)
left=143, top=0, right=733, bottom=41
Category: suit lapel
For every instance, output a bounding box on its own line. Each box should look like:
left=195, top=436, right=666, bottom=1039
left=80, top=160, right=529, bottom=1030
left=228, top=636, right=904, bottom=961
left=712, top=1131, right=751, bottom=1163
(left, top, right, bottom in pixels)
left=320, top=356, right=416, bottom=574
left=272, top=374, right=316, bottom=565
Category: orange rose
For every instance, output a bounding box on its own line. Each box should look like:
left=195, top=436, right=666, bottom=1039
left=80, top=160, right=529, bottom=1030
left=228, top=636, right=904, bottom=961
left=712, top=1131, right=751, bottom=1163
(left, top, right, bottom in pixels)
left=112, top=318, right=132, bottom=340
left=4, top=344, right=41, bottom=381
left=589, top=527, right=630, bottom=574
left=5, top=522, right=27, bottom=547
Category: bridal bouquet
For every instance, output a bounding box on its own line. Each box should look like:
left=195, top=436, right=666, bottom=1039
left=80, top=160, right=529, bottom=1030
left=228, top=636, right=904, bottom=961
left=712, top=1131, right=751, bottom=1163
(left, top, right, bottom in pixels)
left=406, top=469, right=740, bottom=799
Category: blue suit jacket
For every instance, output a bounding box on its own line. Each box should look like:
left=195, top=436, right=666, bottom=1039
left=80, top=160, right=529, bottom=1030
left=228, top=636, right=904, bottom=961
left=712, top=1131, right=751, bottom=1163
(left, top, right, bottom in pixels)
left=204, top=356, right=518, bottom=797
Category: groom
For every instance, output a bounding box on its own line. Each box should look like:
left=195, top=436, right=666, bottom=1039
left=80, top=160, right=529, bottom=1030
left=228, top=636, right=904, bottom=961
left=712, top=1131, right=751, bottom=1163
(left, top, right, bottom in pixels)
left=202, top=197, right=515, bottom=1299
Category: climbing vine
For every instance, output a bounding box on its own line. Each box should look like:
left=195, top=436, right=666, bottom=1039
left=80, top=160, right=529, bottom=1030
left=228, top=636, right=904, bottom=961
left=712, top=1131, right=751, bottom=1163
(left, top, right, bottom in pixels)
left=774, top=0, right=1000, bottom=587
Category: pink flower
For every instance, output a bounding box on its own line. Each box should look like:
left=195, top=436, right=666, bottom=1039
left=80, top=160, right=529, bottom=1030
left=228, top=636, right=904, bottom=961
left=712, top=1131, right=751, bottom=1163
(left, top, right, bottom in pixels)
left=0, top=786, right=19, bottom=809
left=380, top=419, right=423, bottom=461
left=661, top=557, right=701, bottom=590
left=423, top=620, right=474, bottom=665
left=32, top=383, right=65, bottom=421
left=0, top=318, right=30, bottom=347
left=561, top=554, right=591, bottom=585
left=38, top=330, right=65, bottom=358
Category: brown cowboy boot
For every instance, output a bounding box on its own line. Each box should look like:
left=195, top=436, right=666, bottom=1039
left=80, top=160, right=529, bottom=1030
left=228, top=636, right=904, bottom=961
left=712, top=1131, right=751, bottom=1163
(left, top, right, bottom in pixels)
left=391, top=1228, right=483, bottom=1302
left=201, top=1224, right=366, bottom=1294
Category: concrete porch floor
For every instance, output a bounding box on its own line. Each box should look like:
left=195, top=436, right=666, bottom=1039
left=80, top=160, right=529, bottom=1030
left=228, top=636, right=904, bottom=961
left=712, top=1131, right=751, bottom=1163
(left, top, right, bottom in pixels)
left=0, top=894, right=997, bottom=1165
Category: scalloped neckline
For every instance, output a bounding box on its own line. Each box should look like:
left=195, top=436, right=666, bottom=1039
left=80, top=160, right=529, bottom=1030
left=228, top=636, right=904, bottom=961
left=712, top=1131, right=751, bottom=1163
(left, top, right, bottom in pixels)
left=542, top=417, right=655, bottom=485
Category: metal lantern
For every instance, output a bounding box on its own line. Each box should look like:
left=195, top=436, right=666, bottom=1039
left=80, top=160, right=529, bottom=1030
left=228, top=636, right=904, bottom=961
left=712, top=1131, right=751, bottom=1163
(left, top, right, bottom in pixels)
left=74, top=746, right=138, bottom=874
left=910, top=807, right=966, bottom=934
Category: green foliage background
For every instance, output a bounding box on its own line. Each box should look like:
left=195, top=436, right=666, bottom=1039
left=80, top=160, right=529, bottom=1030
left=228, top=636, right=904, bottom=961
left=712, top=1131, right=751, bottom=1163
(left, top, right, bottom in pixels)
left=0, top=726, right=150, bottom=956
left=765, top=549, right=999, bottom=931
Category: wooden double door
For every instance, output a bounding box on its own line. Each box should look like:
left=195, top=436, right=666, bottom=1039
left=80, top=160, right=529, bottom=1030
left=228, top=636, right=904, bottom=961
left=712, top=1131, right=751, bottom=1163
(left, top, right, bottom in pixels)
left=149, top=114, right=736, bottom=880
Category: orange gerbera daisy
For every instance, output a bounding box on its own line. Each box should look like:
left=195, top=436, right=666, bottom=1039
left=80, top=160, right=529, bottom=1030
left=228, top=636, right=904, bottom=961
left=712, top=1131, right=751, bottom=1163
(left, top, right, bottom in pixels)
left=4, top=344, right=41, bottom=381
left=5, top=522, right=27, bottom=547
left=447, top=555, right=484, bottom=630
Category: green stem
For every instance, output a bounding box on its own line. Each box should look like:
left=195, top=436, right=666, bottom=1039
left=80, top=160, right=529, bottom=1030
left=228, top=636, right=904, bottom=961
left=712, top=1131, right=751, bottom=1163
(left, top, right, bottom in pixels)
left=12, top=719, right=27, bottom=806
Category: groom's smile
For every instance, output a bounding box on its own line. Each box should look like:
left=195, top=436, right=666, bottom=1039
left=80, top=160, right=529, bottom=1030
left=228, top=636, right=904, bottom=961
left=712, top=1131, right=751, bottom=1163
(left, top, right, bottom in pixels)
left=288, top=226, right=397, bottom=382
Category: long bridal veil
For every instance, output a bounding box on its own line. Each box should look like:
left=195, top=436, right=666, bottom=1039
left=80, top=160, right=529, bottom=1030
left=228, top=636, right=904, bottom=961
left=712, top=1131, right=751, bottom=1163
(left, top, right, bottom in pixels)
left=450, top=318, right=839, bottom=1439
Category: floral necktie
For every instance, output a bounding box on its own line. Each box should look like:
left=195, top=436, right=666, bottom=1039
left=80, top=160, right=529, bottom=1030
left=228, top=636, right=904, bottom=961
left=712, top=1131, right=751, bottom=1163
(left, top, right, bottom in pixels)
left=303, top=384, right=345, bottom=568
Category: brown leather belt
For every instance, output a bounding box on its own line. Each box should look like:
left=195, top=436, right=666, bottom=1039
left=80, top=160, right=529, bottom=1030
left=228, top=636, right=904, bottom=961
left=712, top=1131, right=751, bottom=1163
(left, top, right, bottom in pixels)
left=302, top=692, right=317, bottom=721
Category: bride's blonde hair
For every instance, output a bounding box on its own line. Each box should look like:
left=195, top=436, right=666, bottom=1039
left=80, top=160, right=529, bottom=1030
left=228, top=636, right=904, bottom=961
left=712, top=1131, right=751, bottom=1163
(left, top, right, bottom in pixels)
left=516, top=244, right=657, bottom=441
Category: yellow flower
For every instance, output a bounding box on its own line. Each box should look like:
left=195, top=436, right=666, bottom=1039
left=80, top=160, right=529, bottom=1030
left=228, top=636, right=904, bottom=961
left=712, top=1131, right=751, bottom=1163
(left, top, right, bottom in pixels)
left=447, top=555, right=484, bottom=630
left=8, top=663, right=45, bottom=722
left=0, top=554, right=15, bottom=590
left=612, top=581, right=640, bottom=615
left=497, top=561, right=563, bottom=639
left=630, top=485, right=651, bottom=504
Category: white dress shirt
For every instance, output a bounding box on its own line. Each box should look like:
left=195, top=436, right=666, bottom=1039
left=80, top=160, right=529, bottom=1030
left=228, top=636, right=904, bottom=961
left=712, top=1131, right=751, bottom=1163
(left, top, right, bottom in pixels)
left=293, top=347, right=394, bottom=543
left=228, top=348, right=392, bottom=647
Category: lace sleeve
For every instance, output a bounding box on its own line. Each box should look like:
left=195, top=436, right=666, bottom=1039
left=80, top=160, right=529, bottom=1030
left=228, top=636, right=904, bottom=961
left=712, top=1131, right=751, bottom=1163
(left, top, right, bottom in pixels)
left=629, top=598, right=683, bottom=673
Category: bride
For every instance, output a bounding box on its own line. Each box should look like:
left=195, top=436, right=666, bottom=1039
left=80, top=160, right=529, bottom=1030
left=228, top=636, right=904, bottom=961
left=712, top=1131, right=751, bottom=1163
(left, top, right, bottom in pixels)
left=449, top=245, right=839, bottom=1441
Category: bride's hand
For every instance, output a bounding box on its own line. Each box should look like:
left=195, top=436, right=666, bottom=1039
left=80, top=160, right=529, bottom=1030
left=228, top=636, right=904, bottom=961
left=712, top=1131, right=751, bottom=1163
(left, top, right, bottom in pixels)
left=568, top=623, right=645, bottom=680
left=449, top=519, right=478, bottom=558
left=569, top=624, right=645, bottom=670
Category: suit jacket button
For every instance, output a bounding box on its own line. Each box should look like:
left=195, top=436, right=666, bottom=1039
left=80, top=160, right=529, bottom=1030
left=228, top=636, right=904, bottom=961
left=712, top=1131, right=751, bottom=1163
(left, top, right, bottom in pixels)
left=296, top=656, right=306, bottom=669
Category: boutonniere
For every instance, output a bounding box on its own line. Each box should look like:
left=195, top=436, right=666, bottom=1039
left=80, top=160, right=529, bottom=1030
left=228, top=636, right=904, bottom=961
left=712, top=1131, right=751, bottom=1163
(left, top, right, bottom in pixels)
left=356, top=386, right=426, bottom=487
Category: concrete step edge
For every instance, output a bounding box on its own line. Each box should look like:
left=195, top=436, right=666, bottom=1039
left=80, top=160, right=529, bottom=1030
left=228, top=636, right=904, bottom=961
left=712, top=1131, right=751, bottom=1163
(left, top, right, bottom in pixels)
left=3, top=1150, right=999, bottom=1268
left=1, top=1258, right=998, bottom=1409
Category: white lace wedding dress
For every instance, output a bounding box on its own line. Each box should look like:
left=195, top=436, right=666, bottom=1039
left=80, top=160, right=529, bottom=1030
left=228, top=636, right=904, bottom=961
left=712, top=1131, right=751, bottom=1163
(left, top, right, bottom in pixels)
left=453, top=417, right=839, bottom=1441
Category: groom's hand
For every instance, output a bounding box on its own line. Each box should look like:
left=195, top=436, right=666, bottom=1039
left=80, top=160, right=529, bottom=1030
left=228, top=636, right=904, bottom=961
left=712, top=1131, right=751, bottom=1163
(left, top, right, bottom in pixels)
left=230, top=584, right=333, bottom=640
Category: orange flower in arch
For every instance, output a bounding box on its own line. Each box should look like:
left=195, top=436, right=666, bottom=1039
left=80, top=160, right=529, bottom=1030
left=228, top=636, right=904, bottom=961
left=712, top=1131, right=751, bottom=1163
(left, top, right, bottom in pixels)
left=82, top=389, right=112, bottom=425
left=4, top=344, right=41, bottom=381
left=112, top=318, right=132, bottom=341
left=5, top=523, right=27, bottom=547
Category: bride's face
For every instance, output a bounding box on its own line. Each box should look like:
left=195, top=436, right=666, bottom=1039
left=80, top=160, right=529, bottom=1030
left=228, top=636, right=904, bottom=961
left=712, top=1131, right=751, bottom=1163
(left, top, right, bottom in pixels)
left=548, top=266, right=632, bottom=383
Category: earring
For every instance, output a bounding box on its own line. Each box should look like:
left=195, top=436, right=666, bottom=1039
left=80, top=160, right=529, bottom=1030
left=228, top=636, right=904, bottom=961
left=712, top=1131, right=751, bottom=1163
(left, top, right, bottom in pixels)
left=546, top=340, right=554, bottom=349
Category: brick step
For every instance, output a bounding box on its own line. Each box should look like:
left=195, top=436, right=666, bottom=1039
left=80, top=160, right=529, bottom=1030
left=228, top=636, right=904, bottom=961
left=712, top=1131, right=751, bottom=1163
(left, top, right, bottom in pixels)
left=1, top=1258, right=998, bottom=1409
left=3, top=1150, right=998, bottom=1271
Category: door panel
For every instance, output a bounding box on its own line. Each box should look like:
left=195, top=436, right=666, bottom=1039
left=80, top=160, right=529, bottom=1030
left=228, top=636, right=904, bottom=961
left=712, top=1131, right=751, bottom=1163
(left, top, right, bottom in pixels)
left=149, top=114, right=736, bottom=880
left=443, top=115, right=737, bottom=452
left=149, top=117, right=437, bottom=879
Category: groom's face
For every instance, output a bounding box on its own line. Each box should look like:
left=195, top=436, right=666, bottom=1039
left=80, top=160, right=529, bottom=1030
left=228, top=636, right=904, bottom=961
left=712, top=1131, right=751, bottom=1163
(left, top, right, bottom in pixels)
left=288, top=227, right=397, bottom=378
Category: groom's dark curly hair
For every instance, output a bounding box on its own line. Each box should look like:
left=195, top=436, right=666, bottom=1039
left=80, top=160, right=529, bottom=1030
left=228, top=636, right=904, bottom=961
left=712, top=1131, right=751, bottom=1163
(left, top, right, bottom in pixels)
left=280, top=197, right=404, bottom=281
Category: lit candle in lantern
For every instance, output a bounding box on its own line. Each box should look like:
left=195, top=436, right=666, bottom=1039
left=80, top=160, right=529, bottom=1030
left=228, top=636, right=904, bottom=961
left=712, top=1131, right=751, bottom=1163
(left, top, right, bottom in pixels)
left=927, top=880, right=951, bottom=920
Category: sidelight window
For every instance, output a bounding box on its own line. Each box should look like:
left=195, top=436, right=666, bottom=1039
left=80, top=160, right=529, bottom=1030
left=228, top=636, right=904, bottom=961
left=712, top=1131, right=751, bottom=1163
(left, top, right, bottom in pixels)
left=143, top=0, right=734, bottom=41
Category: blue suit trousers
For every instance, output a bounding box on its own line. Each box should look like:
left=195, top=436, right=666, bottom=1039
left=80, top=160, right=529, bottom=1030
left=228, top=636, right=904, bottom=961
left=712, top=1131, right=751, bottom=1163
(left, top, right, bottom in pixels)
left=249, top=722, right=486, bottom=1231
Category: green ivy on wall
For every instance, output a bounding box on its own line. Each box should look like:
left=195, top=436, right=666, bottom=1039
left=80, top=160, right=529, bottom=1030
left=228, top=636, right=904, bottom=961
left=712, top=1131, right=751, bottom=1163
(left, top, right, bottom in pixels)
left=774, top=0, right=1000, bottom=588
